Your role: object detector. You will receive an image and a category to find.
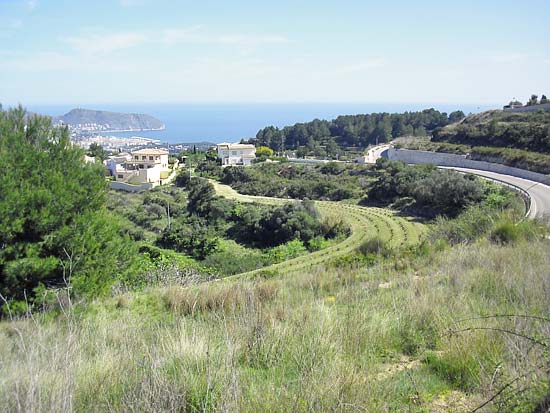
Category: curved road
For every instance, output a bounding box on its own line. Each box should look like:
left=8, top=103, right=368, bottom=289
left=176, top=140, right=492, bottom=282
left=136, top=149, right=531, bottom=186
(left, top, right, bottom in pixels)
left=444, top=167, right=550, bottom=219
left=370, top=144, right=550, bottom=219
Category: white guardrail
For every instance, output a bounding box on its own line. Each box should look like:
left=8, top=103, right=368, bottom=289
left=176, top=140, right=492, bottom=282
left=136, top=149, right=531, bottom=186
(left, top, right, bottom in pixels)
left=478, top=176, right=532, bottom=219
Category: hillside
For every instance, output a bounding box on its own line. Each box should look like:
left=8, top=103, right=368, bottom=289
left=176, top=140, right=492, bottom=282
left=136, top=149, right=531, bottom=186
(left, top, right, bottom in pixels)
left=53, top=108, right=165, bottom=131
left=2, top=106, right=550, bottom=412
left=2, top=203, right=549, bottom=411
left=433, top=109, right=550, bottom=153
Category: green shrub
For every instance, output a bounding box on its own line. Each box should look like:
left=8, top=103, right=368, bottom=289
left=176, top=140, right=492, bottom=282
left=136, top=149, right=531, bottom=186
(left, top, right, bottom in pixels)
left=307, top=236, right=329, bottom=252
left=201, top=245, right=270, bottom=275
left=358, top=237, right=391, bottom=256
left=424, top=351, right=481, bottom=391
left=174, top=169, right=191, bottom=188
left=267, top=239, right=307, bottom=263
left=490, top=221, right=521, bottom=244
left=369, top=160, right=484, bottom=217
left=429, top=206, right=495, bottom=244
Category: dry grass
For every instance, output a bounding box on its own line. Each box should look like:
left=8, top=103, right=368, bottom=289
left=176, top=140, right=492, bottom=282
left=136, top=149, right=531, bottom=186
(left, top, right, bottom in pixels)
left=1, top=239, right=549, bottom=411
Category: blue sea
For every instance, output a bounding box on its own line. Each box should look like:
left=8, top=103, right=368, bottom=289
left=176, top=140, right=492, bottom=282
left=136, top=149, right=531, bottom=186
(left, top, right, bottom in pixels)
left=27, top=102, right=497, bottom=144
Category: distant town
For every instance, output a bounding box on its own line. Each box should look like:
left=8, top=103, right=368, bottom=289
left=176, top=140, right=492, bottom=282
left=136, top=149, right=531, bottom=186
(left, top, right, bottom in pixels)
left=43, top=107, right=214, bottom=153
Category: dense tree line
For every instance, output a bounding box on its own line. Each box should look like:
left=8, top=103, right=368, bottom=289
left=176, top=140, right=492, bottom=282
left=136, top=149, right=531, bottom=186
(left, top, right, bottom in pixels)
left=250, top=109, right=465, bottom=152
left=0, top=107, right=136, bottom=309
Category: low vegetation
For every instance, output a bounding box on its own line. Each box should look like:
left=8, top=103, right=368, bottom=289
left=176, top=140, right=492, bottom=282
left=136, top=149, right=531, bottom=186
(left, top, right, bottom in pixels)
left=432, top=109, right=550, bottom=153
left=2, top=106, right=549, bottom=411
left=220, top=162, right=372, bottom=201
left=1, top=220, right=548, bottom=411
left=221, top=159, right=513, bottom=219
left=395, top=137, right=550, bottom=175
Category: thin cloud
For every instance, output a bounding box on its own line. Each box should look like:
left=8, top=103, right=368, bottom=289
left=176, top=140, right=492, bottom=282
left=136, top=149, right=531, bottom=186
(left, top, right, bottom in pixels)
left=62, top=32, right=147, bottom=55
left=0, top=19, right=23, bottom=30
left=26, top=0, right=38, bottom=10
left=0, top=50, right=146, bottom=72
left=119, top=0, right=146, bottom=7
left=337, top=58, right=387, bottom=73
left=161, top=27, right=288, bottom=50
left=161, top=26, right=204, bottom=44
left=0, top=19, right=24, bottom=38
left=218, top=34, right=288, bottom=46
left=487, top=52, right=531, bottom=64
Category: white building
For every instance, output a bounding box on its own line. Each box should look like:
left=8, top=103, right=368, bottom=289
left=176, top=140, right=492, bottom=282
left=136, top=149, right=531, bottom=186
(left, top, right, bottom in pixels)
left=107, top=148, right=171, bottom=186
left=216, top=143, right=256, bottom=166
left=106, top=152, right=133, bottom=176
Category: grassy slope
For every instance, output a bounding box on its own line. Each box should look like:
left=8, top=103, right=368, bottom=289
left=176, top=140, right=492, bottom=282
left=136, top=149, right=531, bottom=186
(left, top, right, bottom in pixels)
left=1, top=183, right=548, bottom=411
left=418, top=109, right=550, bottom=174
left=209, top=180, right=426, bottom=279
left=1, top=238, right=549, bottom=411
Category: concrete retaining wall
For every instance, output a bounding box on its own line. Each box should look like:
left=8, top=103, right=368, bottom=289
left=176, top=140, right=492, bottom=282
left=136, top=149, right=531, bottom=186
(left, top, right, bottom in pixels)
left=386, top=148, right=550, bottom=186
left=110, top=181, right=155, bottom=192
left=287, top=158, right=331, bottom=164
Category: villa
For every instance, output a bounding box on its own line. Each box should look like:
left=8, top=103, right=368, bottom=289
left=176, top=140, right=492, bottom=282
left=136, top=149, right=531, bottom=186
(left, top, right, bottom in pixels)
left=107, top=148, right=171, bottom=187
left=216, top=143, right=256, bottom=166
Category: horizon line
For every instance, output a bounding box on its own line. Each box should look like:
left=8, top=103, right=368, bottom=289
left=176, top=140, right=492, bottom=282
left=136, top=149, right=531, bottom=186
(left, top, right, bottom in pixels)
left=5, top=100, right=502, bottom=108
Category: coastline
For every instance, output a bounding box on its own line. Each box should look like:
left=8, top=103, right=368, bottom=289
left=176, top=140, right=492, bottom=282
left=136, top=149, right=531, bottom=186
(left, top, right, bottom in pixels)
left=95, top=126, right=166, bottom=133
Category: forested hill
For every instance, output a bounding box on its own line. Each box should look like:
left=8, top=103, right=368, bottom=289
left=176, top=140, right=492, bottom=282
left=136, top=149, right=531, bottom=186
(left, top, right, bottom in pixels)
left=52, top=108, right=164, bottom=131
left=249, top=109, right=465, bottom=151
left=433, top=109, right=550, bottom=153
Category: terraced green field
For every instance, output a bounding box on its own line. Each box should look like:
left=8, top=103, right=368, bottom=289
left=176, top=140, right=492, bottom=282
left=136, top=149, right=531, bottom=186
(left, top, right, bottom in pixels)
left=210, top=180, right=427, bottom=278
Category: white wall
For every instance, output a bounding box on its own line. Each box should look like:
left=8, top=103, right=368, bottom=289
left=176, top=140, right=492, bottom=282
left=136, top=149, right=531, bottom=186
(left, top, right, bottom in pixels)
left=110, top=181, right=155, bottom=192
left=386, top=148, right=550, bottom=185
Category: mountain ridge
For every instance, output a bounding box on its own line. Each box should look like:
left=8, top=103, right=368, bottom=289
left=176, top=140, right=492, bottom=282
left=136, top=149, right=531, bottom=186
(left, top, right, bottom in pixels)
left=52, top=108, right=165, bottom=132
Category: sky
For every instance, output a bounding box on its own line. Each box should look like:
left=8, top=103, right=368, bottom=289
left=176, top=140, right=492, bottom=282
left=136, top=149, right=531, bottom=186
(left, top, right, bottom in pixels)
left=1, top=0, right=549, bottom=106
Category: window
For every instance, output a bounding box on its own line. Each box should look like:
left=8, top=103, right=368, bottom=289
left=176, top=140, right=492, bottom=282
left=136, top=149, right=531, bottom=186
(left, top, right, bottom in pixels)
left=117, top=174, right=123, bottom=179
left=155, top=156, right=159, bottom=160
left=134, top=156, right=138, bottom=160
left=139, top=164, right=144, bottom=169
left=142, top=156, right=146, bottom=160
left=149, top=156, right=154, bottom=161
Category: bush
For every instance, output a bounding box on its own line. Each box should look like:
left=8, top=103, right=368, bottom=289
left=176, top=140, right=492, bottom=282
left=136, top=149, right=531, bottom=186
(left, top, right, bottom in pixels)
left=357, top=237, right=391, bottom=256
left=157, top=219, right=219, bottom=260
left=424, top=351, right=481, bottom=391
left=195, top=160, right=222, bottom=178
left=174, top=169, right=191, bottom=188
left=228, top=202, right=324, bottom=248
left=429, top=206, right=495, bottom=244
left=201, top=247, right=270, bottom=275
left=490, top=221, right=521, bottom=244
left=186, top=178, right=216, bottom=218
left=368, top=160, right=483, bottom=217
left=490, top=219, right=541, bottom=244
left=266, top=239, right=307, bottom=262
left=221, top=162, right=366, bottom=201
